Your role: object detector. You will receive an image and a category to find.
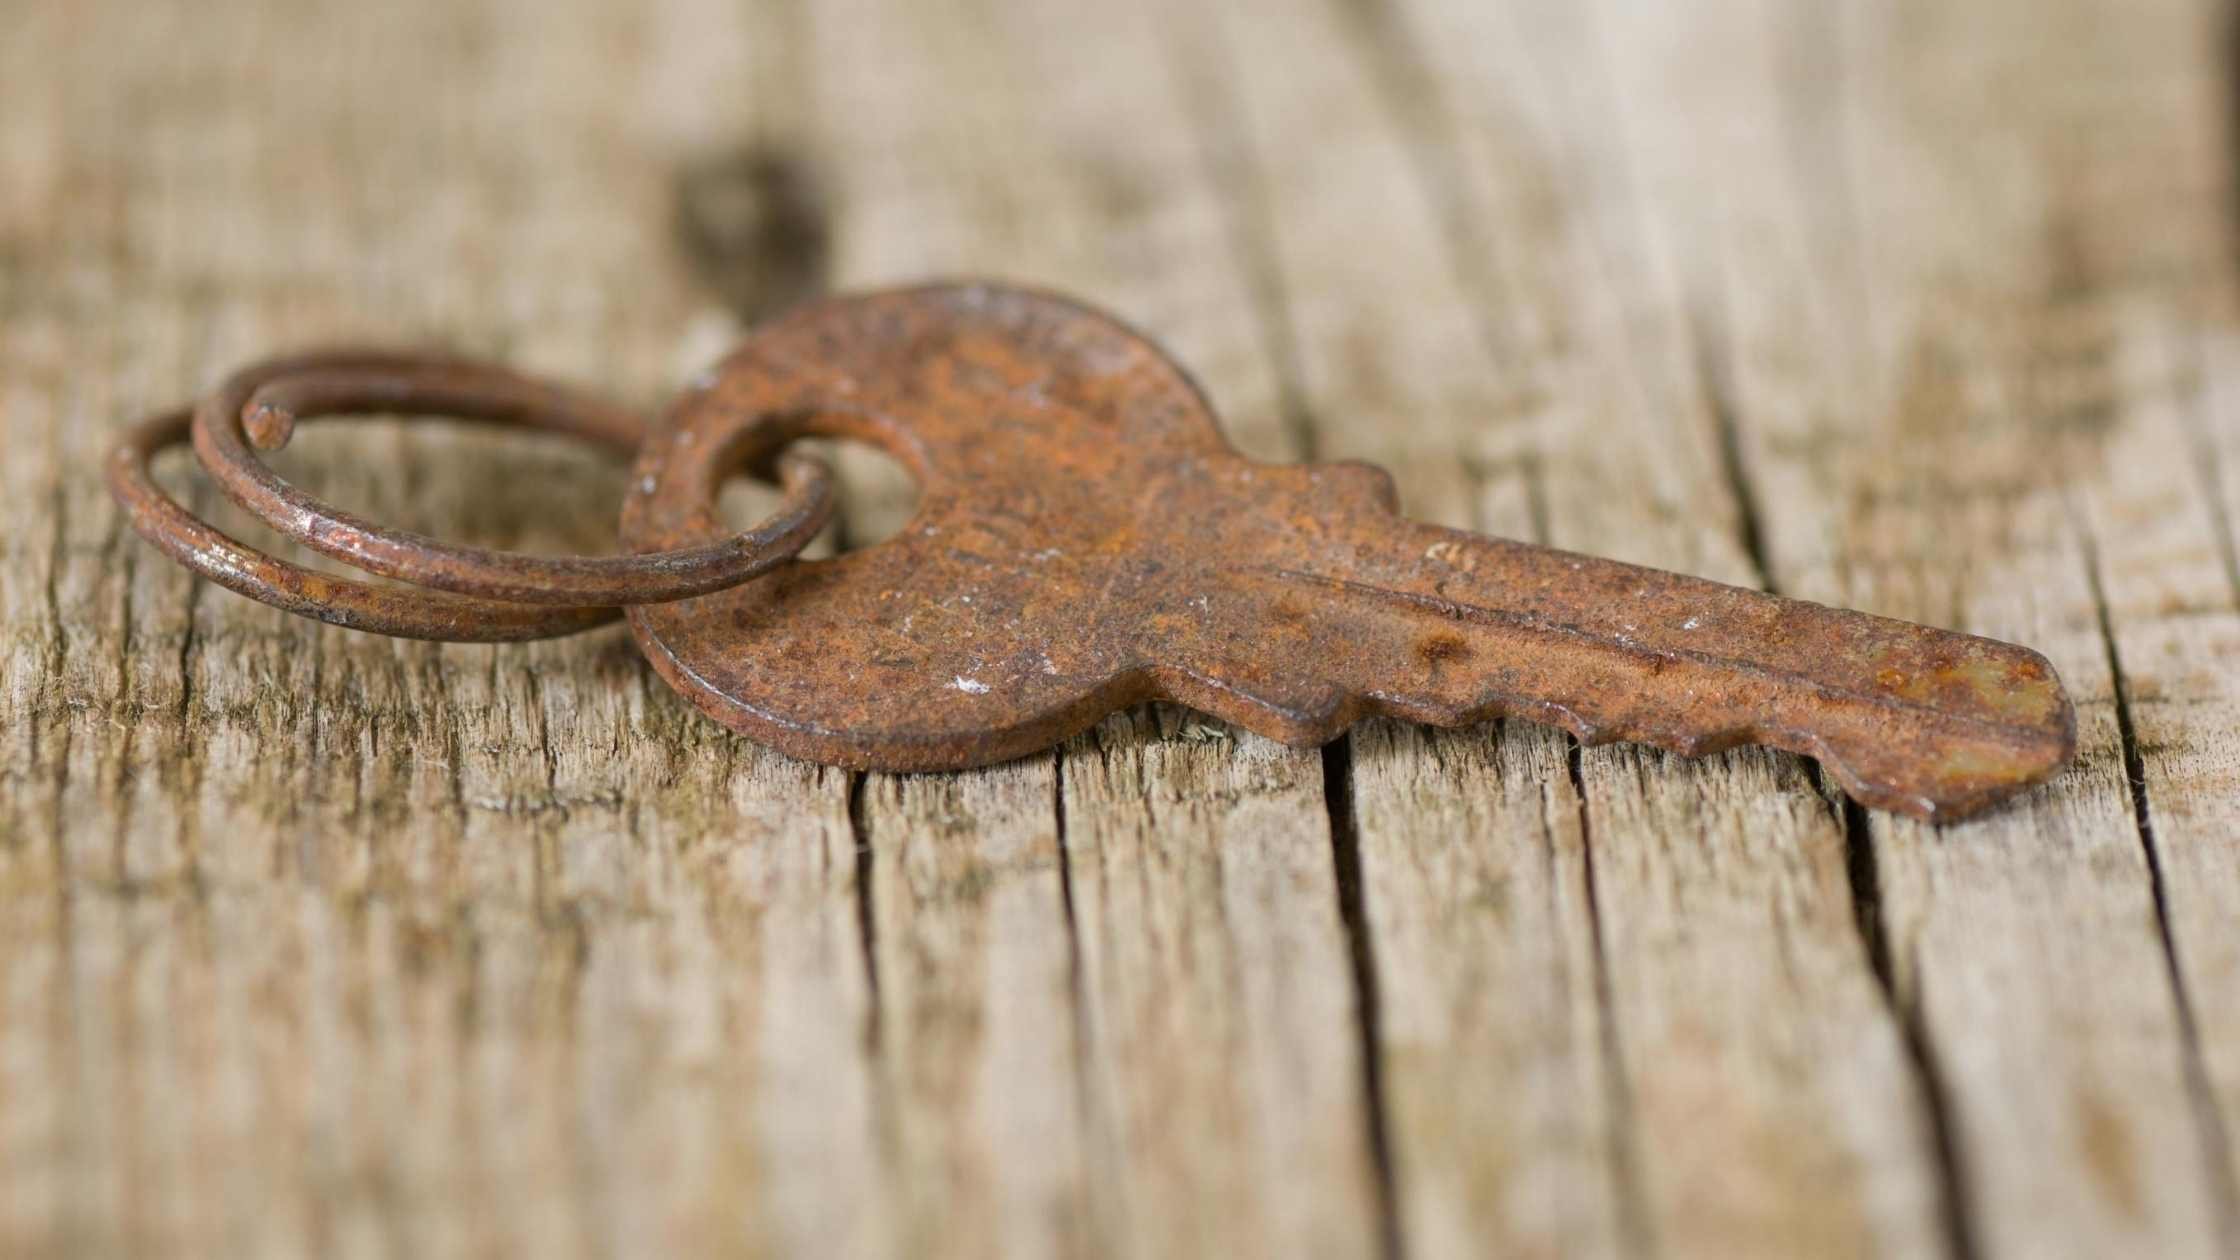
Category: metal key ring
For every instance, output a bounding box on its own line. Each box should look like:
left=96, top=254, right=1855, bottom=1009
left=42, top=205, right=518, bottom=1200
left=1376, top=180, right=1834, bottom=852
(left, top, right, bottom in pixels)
left=108, top=407, right=620, bottom=641
left=189, top=350, right=832, bottom=606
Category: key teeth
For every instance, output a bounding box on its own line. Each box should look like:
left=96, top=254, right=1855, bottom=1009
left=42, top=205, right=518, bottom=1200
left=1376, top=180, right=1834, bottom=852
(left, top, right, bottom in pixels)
left=1213, top=674, right=2063, bottom=823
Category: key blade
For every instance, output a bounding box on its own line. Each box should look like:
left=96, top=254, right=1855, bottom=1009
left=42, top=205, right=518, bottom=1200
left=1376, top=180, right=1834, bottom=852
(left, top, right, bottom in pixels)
left=1209, top=517, right=2075, bottom=822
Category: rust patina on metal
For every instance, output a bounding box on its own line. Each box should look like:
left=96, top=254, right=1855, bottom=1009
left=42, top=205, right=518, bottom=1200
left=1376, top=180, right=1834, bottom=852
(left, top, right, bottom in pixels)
left=110, top=351, right=832, bottom=641
left=623, top=283, right=2076, bottom=820
left=108, top=290, right=2078, bottom=818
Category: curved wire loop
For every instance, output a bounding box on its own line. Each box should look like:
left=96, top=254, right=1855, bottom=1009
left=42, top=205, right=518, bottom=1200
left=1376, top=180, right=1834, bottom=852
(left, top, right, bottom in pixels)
left=108, top=408, right=623, bottom=641
left=188, top=350, right=831, bottom=607
left=108, top=350, right=832, bottom=642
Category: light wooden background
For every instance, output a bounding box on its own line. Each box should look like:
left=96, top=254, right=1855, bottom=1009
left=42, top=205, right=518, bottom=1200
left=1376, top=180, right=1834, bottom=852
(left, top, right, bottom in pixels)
left=4, top=0, right=2238, bottom=1256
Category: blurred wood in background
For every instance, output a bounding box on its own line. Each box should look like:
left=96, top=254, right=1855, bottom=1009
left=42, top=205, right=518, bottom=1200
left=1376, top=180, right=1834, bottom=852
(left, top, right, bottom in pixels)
left=2, top=0, right=2238, bottom=1256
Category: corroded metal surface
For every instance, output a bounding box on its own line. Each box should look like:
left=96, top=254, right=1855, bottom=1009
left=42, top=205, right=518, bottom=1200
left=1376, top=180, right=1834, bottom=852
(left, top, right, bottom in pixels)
left=108, top=292, right=2078, bottom=817
left=624, top=284, right=2076, bottom=820
left=111, top=351, right=832, bottom=642
left=108, top=408, right=621, bottom=641
left=191, top=351, right=833, bottom=606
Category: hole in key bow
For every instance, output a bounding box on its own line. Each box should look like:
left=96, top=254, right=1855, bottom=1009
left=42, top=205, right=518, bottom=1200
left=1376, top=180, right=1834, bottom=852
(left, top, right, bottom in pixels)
left=718, top=435, right=918, bottom=558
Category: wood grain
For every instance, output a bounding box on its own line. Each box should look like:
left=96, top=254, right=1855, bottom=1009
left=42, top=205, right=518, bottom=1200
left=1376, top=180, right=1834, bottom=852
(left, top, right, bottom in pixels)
left=2, top=0, right=2236, bottom=1256
left=1607, top=0, right=2240, bottom=1254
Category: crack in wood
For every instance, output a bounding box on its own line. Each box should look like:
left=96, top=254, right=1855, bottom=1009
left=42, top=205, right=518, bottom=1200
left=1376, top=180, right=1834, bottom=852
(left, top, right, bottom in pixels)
left=2083, top=533, right=2240, bottom=1248
left=1322, top=735, right=1406, bottom=1260
left=849, top=770, right=884, bottom=1056
left=1893, top=941, right=1985, bottom=1260
left=1689, top=309, right=1775, bottom=593
left=1046, top=744, right=1112, bottom=1238
left=1161, top=13, right=1406, bottom=1248
left=1567, top=739, right=1656, bottom=1260
left=1833, top=774, right=1980, bottom=1260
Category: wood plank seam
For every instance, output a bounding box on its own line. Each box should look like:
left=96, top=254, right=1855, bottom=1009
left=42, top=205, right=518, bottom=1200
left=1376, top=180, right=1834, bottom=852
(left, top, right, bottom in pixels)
left=1696, top=301, right=1982, bottom=1259
left=1565, top=739, right=1658, bottom=1259
left=1308, top=67, right=1672, bottom=1260
left=1298, top=1, right=1954, bottom=1254
left=1688, top=312, right=1776, bottom=591
left=1830, top=775, right=1984, bottom=1260
left=1321, top=738, right=1407, bottom=1260
left=1330, top=32, right=1651, bottom=1179
left=1645, top=0, right=2240, bottom=1246
left=848, top=770, right=882, bottom=1058
left=1700, top=277, right=1986, bottom=1257
left=2080, top=531, right=2240, bottom=1249
left=1042, top=751, right=1119, bottom=1247
left=1191, top=0, right=1926, bottom=1246
left=1692, top=262, right=1996, bottom=1256
left=1155, top=9, right=1410, bottom=1254
left=1162, top=8, right=1544, bottom=1252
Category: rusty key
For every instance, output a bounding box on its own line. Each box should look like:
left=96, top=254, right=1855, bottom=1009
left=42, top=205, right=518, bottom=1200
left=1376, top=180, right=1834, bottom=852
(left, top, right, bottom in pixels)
left=623, top=284, right=2074, bottom=820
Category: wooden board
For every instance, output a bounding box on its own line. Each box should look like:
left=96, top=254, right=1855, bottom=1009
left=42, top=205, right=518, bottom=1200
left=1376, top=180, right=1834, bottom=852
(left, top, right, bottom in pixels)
left=1, top=0, right=2234, bottom=1255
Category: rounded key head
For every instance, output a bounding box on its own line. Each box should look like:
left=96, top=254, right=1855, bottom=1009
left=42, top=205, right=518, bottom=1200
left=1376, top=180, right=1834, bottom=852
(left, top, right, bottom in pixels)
left=621, top=283, right=1381, bottom=770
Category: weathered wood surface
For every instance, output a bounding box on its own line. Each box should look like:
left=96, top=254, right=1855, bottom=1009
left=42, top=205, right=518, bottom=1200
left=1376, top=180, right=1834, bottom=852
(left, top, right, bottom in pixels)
left=2, top=0, right=2236, bottom=1256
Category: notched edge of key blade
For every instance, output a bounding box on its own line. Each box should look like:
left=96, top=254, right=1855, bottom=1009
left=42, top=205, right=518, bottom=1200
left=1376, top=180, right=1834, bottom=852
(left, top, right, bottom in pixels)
left=1216, top=564, right=2081, bottom=823
left=1242, top=516, right=2084, bottom=822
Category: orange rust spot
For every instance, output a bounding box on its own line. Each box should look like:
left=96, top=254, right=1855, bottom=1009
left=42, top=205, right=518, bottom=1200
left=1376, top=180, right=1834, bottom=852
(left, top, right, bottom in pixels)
left=1416, top=633, right=1470, bottom=665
